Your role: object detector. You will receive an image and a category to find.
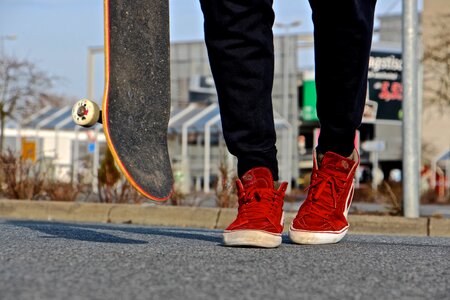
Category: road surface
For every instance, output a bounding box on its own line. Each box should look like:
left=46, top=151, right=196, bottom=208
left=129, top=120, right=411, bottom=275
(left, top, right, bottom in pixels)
left=0, top=219, right=449, bottom=299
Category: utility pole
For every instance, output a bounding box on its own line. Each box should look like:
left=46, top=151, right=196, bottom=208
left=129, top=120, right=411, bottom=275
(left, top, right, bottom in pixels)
left=402, top=0, right=420, bottom=218
left=87, top=46, right=104, bottom=194
left=275, top=21, right=301, bottom=187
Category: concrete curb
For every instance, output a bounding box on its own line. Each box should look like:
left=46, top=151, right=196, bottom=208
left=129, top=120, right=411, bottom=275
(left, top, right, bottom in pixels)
left=0, top=199, right=449, bottom=237
left=348, top=215, right=429, bottom=236
left=109, top=205, right=218, bottom=229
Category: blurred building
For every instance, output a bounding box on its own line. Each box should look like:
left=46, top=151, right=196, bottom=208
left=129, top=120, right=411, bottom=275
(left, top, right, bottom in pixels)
left=421, top=0, right=450, bottom=163
left=170, top=34, right=310, bottom=187
left=374, top=2, right=450, bottom=194
left=4, top=104, right=291, bottom=194
left=377, top=2, right=449, bottom=163
left=421, top=0, right=450, bottom=195
left=170, top=35, right=305, bottom=114
left=3, top=35, right=304, bottom=194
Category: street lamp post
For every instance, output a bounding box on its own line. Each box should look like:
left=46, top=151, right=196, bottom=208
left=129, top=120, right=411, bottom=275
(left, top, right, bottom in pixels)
left=274, top=21, right=301, bottom=187
left=87, top=46, right=104, bottom=194
left=275, top=21, right=301, bottom=120
left=402, top=0, right=420, bottom=218
left=0, top=35, right=17, bottom=56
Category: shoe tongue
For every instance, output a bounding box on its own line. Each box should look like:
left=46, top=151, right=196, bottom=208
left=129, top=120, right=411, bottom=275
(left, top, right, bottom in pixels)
left=240, top=167, right=274, bottom=189
left=320, top=151, right=356, bottom=174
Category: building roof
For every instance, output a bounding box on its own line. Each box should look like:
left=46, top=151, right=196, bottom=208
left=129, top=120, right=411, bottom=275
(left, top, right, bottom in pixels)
left=16, top=103, right=290, bottom=133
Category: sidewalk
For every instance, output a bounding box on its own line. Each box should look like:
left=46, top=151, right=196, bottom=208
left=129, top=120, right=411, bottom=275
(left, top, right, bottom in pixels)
left=1, top=199, right=449, bottom=237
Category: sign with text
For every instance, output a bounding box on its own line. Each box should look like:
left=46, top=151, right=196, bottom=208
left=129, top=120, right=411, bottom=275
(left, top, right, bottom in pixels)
left=368, top=51, right=403, bottom=120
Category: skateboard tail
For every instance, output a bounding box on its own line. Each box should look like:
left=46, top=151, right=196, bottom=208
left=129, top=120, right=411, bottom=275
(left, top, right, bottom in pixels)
left=101, top=0, right=173, bottom=202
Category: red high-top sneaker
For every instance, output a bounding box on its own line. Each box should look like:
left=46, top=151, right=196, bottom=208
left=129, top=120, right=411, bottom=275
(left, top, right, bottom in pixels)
left=289, top=150, right=359, bottom=244
left=223, top=167, right=288, bottom=248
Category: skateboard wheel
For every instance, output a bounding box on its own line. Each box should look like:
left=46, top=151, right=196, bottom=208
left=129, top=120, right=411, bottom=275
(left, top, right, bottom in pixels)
left=72, top=99, right=101, bottom=127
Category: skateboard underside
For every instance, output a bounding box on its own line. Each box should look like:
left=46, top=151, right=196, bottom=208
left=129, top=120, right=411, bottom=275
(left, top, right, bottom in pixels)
left=103, top=0, right=173, bottom=200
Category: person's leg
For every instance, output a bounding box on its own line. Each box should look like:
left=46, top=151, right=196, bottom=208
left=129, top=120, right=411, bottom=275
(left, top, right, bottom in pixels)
left=311, top=0, right=377, bottom=157
left=199, top=0, right=279, bottom=180
left=290, top=0, right=376, bottom=245
left=199, top=0, right=287, bottom=248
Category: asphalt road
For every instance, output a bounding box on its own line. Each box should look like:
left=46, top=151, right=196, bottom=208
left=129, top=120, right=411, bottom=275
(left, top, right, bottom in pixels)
left=0, top=219, right=449, bottom=300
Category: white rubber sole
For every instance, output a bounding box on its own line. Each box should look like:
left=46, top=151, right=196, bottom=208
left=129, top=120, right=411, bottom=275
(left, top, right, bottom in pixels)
left=288, top=226, right=348, bottom=245
left=223, top=230, right=282, bottom=248
left=289, top=181, right=354, bottom=245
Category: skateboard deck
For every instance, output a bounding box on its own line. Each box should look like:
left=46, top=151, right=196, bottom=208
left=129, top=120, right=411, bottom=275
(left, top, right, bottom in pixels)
left=73, top=0, right=173, bottom=201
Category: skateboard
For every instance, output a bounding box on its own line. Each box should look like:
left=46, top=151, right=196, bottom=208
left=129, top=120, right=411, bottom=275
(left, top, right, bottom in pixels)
left=72, top=0, right=173, bottom=201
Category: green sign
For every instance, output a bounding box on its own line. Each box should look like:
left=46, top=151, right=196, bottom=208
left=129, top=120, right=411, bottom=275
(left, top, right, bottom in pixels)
left=302, top=80, right=318, bottom=121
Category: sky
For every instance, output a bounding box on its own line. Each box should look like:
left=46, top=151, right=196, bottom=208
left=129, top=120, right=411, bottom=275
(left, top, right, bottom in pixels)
left=0, top=0, right=411, bottom=102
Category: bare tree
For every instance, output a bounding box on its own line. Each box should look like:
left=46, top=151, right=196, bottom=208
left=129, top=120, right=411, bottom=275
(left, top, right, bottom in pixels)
left=422, top=13, right=450, bottom=109
left=0, top=55, right=62, bottom=152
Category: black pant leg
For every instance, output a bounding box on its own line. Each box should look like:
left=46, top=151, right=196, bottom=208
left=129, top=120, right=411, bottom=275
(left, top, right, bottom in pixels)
left=199, top=0, right=279, bottom=179
left=309, top=0, right=377, bottom=157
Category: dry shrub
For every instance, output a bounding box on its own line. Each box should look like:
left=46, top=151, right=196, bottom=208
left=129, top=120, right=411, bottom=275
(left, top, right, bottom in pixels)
left=45, top=181, right=85, bottom=202
left=169, top=188, right=185, bottom=206
left=0, top=150, right=47, bottom=200
left=378, top=181, right=450, bottom=215
left=379, top=181, right=403, bottom=215
left=97, top=148, right=145, bottom=204
left=0, top=150, right=86, bottom=201
left=167, top=184, right=207, bottom=207
left=355, top=187, right=373, bottom=202
left=420, top=188, right=450, bottom=204
left=98, top=178, right=145, bottom=204
left=352, top=181, right=403, bottom=215
left=215, top=160, right=238, bottom=208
